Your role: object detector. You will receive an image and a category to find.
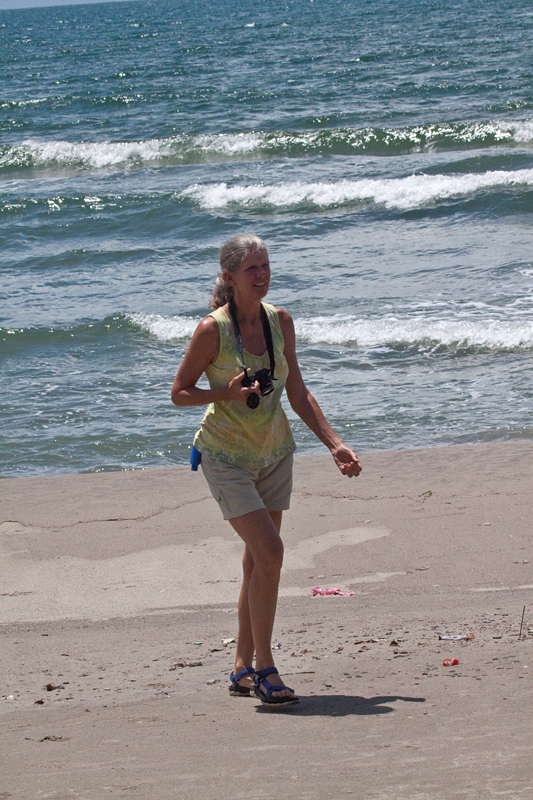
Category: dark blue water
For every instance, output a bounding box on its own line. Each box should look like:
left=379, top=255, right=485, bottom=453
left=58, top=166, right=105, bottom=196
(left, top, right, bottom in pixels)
left=1, top=0, right=533, bottom=477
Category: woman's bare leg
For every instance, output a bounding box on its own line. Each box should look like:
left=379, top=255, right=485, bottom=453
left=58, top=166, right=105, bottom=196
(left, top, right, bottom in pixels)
left=231, top=545, right=255, bottom=688
left=232, top=511, right=282, bottom=689
left=230, top=508, right=295, bottom=699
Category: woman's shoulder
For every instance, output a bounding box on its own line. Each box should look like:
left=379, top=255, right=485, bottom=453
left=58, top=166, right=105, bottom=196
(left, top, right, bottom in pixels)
left=268, top=305, right=294, bottom=331
left=207, top=304, right=232, bottom=327
left=262, top=303, right=291, bottom=322
left=270, top=305, right=291, bottom=321
left=264, top=305, right=295, bottom=348
left=196, top=313, right=219, bottom=333
left=190, top=314, right=220, bottom=358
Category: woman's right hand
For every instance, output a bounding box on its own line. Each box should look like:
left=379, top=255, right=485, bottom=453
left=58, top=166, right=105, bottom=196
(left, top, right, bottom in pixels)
left=226, top=370, right=260, bottom=404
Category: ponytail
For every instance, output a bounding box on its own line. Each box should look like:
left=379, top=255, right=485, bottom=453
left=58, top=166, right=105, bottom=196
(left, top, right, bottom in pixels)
left=209, top=273, right=234, bottom=309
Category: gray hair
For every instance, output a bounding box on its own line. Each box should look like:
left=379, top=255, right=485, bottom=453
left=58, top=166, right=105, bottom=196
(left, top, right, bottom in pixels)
left=209, top=233, right=268, bottom=309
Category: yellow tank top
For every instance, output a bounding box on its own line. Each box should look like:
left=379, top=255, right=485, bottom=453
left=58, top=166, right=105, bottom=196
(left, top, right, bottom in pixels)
left=193, top=303, right=296, bottom=469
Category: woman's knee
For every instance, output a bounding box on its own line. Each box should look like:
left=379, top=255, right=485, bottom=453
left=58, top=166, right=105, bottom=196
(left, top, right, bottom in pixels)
left=255, top=536, right=284, bottom=576
left=242, top=546, right=254, bottom=579
left=231, top=510, right=284, bottom=575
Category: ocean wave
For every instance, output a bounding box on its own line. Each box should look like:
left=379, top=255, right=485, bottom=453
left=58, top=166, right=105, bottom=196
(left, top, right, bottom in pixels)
left=181, top=168, right=533, bottom=211
left=295, top=316, right=533, bottom=350
left=1, top=119, right=532, bottom=175
left=127, top=313, right=533, bottom=352
left=4, top=312, right=531, bottom=353
left=0, top=314, right=200, bottom=350
left=3, top=169, right=531, bottom=216
left=0, top=314, right=138, bottom=348
left=261, top=119, right=533, bottom=155
left=0, top=133, right=265, bottom=174
left=127, top=313, right=199, bottom=341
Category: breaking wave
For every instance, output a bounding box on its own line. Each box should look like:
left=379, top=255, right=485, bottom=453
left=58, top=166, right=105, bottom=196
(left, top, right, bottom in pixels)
left=128, top=312, right=533, bottom=352
left=181, top=169, right=533, bottom=212
left=1, top=118, right=532, bottom=175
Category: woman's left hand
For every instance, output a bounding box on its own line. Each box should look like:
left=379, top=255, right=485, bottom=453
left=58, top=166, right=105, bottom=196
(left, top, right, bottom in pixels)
left=331, top=444, right=362, bottom=478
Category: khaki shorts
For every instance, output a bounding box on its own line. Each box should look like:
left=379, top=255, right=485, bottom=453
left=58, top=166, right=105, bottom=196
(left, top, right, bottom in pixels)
left=201, top=452, right=293, bottom=521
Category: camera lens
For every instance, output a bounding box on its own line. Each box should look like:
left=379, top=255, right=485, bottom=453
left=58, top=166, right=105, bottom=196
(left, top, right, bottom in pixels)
left=246, top=392, right=260, bottom=409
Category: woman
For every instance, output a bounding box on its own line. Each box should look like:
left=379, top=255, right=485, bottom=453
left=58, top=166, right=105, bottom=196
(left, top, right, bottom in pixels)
left=171, top=234, right=362, bottom=706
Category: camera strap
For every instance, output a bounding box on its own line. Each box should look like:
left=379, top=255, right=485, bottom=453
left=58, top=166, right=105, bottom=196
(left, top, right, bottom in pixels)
left=228, top=299, right=276, bottom=379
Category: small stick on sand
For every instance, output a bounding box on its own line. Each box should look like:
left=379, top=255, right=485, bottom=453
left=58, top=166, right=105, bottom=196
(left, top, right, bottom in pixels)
left=518, top=605, right=526, bottom=640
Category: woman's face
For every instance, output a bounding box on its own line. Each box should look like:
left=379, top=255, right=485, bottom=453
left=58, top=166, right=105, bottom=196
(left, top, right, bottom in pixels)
left=226, top=248, right=270, bottom=302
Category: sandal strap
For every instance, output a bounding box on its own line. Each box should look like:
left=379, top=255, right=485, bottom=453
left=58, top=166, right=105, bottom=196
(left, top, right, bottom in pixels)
left=230, top=666, right=255, bottom=684
left=254, top=668, right=294, bottom=699
left=255, top=666, right=279, bottom=679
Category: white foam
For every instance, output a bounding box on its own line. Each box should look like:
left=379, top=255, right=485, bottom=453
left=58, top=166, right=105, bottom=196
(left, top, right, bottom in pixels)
left=498, top=119, right=533, bottom=143
left=128, top=313, right=198, bottom=341
left=181, top=168, right=533, bottom=211
left=128, top=312, right=533, bottom=350
left=0, top=132, right=266, bottom=171
left=11, top=138, right=172, bottom=169
left=295, top=316, right=533, bottom=349
left=192, top=132, right=264, bottom=155
left=3, top=118, right=532, bottom=173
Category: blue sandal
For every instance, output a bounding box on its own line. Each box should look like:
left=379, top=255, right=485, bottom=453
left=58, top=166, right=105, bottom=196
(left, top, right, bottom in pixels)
left=253, top=667, right=300, bottom=706
left=229, top=666, right=255, bottom=697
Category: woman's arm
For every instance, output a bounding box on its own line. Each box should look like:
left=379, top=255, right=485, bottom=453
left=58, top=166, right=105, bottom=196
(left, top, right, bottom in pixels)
left=171, top=316, right=259, bottom=407
left=277, top=308, right=362, bottom=478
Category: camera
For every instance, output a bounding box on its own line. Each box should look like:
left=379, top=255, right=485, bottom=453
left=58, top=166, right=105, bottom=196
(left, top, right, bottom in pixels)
left=242, top=368, right=274, bottom=409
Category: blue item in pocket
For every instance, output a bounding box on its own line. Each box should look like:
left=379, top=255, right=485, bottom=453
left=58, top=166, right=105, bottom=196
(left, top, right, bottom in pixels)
left=190, top=446, right=202, bottom=471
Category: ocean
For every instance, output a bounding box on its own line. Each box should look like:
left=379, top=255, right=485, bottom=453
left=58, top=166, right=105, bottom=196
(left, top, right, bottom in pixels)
left=1, top=0, right=532, bottom=477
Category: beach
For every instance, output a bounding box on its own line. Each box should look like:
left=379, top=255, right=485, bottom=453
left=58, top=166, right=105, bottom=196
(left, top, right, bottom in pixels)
left=2, top=441, right=532, bottom=799
left=2, top=1, right=533, bottom=795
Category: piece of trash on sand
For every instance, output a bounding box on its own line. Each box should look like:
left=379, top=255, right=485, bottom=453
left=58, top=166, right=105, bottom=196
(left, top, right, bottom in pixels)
left=443, top=659, right=459, bottom=667
left=273, top=642, right=282, bottom=649
left=312, top=586, right=357, bottom=596
left=438, top=634, right=475, bottom=641
left=170, top=660, right=203, bottom=670
left=222, top=637, right=236, bottom=645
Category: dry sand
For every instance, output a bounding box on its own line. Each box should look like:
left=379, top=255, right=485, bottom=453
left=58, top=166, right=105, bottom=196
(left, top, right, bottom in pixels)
left=1, top=442, right=532, bottom=799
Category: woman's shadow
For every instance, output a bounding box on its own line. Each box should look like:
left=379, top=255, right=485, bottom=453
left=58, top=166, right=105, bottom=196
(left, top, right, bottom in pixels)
left=255, top=694, right=426, bottom=715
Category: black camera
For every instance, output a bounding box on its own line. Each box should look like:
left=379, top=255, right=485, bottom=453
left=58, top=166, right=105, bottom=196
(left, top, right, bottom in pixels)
left=242, top=368, right=274, bottom=409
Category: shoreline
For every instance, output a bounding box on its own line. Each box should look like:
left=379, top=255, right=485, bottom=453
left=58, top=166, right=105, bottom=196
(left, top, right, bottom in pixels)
left=2, top=434, right=532, bottom=482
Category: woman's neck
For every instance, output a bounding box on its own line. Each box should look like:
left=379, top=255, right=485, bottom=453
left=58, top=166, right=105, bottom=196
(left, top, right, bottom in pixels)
left=231, top=294, right=263, bottom=326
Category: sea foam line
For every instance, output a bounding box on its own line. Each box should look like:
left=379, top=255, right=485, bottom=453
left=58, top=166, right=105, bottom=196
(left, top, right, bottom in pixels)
left=181, top=168, right=533, bottom=211
left=129, top=313, right=533, bottom=350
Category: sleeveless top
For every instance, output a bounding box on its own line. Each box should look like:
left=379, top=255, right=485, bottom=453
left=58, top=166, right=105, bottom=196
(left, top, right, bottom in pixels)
left=193, top=303, right=296, bottom=470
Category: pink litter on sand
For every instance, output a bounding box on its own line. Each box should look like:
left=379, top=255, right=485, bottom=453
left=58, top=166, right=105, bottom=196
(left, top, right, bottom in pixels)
left=311, top=586, right=357, bottom=596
